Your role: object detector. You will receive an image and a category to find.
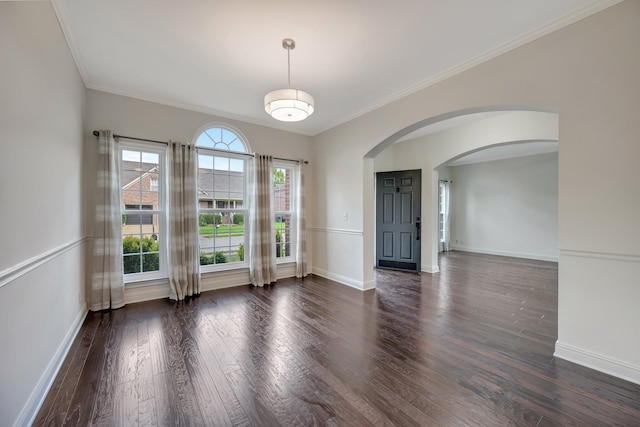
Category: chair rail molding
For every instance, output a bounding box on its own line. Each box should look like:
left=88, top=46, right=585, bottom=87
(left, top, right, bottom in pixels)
left=0, top=237, right=89, bottom=289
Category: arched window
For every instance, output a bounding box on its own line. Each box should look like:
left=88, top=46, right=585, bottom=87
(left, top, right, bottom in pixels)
left=194, top=126, right=249, bottom=270
left=195, top=126, right=247, bottom=152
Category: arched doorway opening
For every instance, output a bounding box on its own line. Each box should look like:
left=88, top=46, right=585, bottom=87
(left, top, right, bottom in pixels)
left=363, top=107, right=559, bottom=278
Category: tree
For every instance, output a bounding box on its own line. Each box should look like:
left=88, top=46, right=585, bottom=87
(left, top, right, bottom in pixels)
left=274, top=168, right=285, bottom=185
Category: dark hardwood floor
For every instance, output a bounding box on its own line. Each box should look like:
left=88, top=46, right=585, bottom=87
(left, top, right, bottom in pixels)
left=34, top=251, right=640, bottom=426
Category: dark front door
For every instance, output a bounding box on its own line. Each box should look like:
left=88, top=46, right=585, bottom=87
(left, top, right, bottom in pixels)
left=376, top=169, right=421, bottom=272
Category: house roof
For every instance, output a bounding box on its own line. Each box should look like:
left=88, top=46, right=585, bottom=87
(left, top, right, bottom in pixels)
left=121, top=161, right=159, bottom=191
left=197, top=169, right=245, bottom=202
left=121, top=161, right=245, bottom=202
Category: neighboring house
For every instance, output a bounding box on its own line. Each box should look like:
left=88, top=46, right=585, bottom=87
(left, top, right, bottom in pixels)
left=197, top=168, right=244, bottom=209
left=120, top=163, right=246, bottom=228
left=197, top=168, right=244, bottom=224
left=121, top=161, right=160, bottom=236
left=273, top=183, right=289, bottom=212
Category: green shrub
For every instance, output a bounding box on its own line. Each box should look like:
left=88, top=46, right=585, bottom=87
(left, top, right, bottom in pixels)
left=200, top=251, right=228, bottom=265
left=214, top=214, right=222, bottom=225
left=215, top=251, right=228, bottom=264
left=237, top=244, right=244, bottom=261
left=123, top=236, right=140, bottom=254
left=199, top=214, right=214, bottom=226
left=123, top=236, right=159, bottom=273
left=200, top=252, right=214, bottom=265
left=233, top=213, right=244, bottom=225
left=276, top=230, right=283, bottom=258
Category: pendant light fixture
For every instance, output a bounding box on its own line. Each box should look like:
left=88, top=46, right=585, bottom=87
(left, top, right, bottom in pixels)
left=264, top=38, right=314, bottom=122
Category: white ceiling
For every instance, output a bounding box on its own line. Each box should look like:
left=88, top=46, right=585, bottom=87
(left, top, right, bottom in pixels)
left=51, top=0, right=618, bottom=136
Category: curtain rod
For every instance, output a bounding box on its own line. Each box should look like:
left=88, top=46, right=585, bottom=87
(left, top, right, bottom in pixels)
left=92, top=130, right=309, bottom=164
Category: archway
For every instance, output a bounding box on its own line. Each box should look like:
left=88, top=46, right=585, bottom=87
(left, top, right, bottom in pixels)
left=363, top=107, right=559, bottom=282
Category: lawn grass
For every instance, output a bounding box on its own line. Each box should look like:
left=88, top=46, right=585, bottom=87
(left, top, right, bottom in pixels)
left=199, top=224, right=244, bottom=237
left=199, top=222, right=287, bottom=238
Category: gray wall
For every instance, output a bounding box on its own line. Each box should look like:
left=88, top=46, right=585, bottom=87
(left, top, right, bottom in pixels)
left=0, top=3, right=87, bottom=426
left=450, top=152, right=558, bottom=261
left=312, top=1, right=640, bottom=383
left=2, top=3, right=639, bottom=425
left=83, top=89, right=313, bottom=301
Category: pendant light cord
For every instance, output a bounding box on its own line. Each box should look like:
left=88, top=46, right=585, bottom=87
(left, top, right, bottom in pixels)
left=287, top=45, right=291, bottom=88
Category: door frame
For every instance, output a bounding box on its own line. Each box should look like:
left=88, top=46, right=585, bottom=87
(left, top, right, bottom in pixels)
left=375, top=169, right=422, bottom=272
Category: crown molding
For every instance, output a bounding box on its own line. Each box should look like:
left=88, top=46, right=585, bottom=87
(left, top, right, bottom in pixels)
left=50, top=0, right=622, bottom=137
left=322, top=0, right=623, bottom=135
left=50, top=0, right=90, bottom=85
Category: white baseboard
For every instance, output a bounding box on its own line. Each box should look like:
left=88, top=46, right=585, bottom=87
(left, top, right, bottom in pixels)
left=312, top=267, right=369, bottom=291
left=554, top=341, right=640, bottom=385
left=18, top=303, right=88, bottom=427
left=451, top=245, right=558, bottom=262
left=421, top=264, right=440, bottom=273
left=362, top=280, right=375, bottom=291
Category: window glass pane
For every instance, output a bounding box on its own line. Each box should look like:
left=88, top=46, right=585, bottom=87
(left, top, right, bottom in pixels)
left=205, top=128, right=221, bottom=143
left=198, top=154, right=214, bottom=170
left=122, top=234, right=160, bottom=273
left=123, top=253, right=141, bottom=274
left=229, top=140, right=245, bottom=153
left=195, top=127, right=248, bottom=269
left=141, top=152, right=159, bottom=164
left=142, top=253, right=160, bottom=272
left=198, top=211, right=246, bottom=265
left=196, top=127, right=247, bottom=153
left=122, top=150, right=139, bottom=162
left=214, top=157, right=229, bottom=171
left=121, top=150, right=160, bottom=212
left=222, top=128, right=236, bottom=144
left=229, top=158, right=244, bottom=172
left=123, top=207, right=153, bottom=225
left=275, top=213, right=292, bottom=258
left=229, top=193, right=244, bottom=206
left=120, top=144, right=164, bottom=280
left=198, top=175, right=214, bottom=196
left=196, top=133, right=214, bottom=148
left=274, top=166, right=295, bottom=260
left=229, top=175, right=244, bottom=192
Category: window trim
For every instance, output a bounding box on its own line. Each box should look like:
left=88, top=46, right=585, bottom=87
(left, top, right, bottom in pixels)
left=195, top=125, right=250, bottom=272
left=119, top=140, right=168, bottom=283
left=274, top=160, right=297, bottom=264
left=192, top=122, right=252, bottom=154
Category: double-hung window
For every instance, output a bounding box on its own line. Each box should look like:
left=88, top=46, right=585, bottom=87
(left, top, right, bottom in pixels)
left=195, top=126, right=248, bottom=270
left=274, top=162, right=297, bottom=262
left=120, top=142, right=167, bottom=281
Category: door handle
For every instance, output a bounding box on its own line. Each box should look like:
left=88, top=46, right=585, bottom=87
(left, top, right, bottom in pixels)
left=416, top=217, right=421, bottom=241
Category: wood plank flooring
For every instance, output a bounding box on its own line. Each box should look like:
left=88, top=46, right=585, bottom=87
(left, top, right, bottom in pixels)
left=34, top=251, right=640, bottom=426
